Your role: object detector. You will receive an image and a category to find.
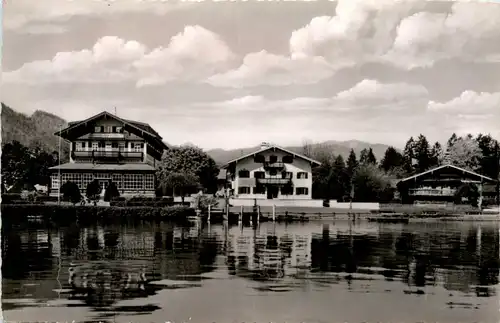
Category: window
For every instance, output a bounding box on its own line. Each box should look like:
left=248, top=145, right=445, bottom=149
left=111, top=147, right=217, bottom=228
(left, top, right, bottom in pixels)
left=112, top=142, right=118, bottom=149
left=297, top=172, right=308, bottom=179
left=82, top=173, right=94, bottom=189
left=123, top=174, right=144, bottom=190
left=253, top=185, right=265, bottom=194
left=51, top=175, right=60, bottom=189
left=112, top=126, right=117, bottom=133
left=61, top=173, right=83, bottom=190
left=92, top=142, right=98, bottom=151
left=75, top=142, right=82, bottom=151
left=112, top=174, right=122, bottom=189
left=105, top=126, right=112, bottom=133
left=95, top=126, right=101, bottom=133
left=281, top=185, right=293, bottom=195
left=133, top=143, right=143, bottom=152
left=98, top=141, right=105, bottom=149
left=145, top=174, right=154, bottom=190
left=296, top=187, right=309, bottom=195
left=116, top=126, right=123, bottom=133
left=238, top=170, right=250, bottom=178
left=282, top=155, right=293, bottom=164
left=269, top=169, right=277, bottom=176
left=119, top=142, right=126, bottom=151
left=282, top=172, right=292, bottom=179
left=238, top=187, right=250, bottom=194
left=254, top=171, right=265, bottom=179
left=254, top=155, right=265, bottom=163
left=269, top=155, right=278, bottom=163
left=82, top=142, right=86, bottom=149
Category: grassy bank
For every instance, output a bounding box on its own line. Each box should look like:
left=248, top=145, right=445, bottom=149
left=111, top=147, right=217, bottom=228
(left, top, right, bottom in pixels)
left=1, top=204, right=196, bottom=223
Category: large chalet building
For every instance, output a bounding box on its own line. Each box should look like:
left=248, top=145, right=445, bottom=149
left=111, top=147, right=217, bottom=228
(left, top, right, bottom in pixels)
left=223, top=143, right=321, bottom=200
left=49, top=112, right=168, bottom=198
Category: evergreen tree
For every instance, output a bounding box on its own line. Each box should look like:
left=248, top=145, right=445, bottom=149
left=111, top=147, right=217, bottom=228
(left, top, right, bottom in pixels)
left=430, top=142, right=443, bottom=168
left=476, top=134, right=500, bottom=179
left=360, top=148, right=377, bottom=165
left=380, top=146, right=404, bottom=172
left=330, top=155, right=349, bottom=200
left=402, top=137, right=416, bottom=175
left=414, top=134, right=432, bottom=173
left=86, top=179, right=102, bottom=203
left=104, top=180, right=120, bottom=202
left=346, top=149, right=358, bottom=177
left=61, top=181, right=81, bottom=205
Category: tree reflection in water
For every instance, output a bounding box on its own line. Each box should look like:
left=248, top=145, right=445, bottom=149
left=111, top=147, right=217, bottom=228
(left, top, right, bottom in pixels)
left=1, top=220, right=499, bottom=316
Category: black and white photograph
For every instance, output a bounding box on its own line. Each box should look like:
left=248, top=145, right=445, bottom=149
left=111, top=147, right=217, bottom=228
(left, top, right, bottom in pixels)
left=1, top=0, right=500, bottom=322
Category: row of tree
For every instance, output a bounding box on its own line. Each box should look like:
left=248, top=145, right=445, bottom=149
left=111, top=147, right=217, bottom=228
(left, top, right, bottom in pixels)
left=304, top=133, right=500, bottom=203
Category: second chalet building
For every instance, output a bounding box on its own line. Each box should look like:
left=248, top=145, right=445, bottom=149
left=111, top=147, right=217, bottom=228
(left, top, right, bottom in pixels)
left=49, top=112, right=168, bottom=197
left=223, top=143, right=321, bottom=200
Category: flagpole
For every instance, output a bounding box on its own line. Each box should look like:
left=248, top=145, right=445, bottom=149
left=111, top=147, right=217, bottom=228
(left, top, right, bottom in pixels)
left=58, top=123, right=62, bottom=205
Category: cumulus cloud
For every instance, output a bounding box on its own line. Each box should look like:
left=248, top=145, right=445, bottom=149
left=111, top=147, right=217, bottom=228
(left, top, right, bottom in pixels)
left=3, top=26, right=235, bottom=87
left=206, top=51, right=333, bottom=88
left=384, top=2, right=500, bottom=69
left=428, top=91, right=500, bottom=114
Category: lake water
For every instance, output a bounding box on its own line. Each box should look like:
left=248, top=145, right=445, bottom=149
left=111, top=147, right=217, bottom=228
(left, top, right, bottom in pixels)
left=2, top=219, right=500, bottom=323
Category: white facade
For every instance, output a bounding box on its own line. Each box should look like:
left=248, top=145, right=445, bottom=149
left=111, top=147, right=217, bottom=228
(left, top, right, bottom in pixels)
left=225, top=143, right=320, bottom=200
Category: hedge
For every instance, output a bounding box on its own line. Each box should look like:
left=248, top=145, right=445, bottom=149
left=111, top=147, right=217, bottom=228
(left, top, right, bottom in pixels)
left=1, top=204, right=196, bottom=222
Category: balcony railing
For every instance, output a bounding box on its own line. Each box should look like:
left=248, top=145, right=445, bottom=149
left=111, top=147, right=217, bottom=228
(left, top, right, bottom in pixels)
left=409, top=188, right=457, bottom=196
left=257, top=177, right=292, bottom=185
left=73, top=150, right=143, bottom=159
left=263, top=161, right=285, bottom=169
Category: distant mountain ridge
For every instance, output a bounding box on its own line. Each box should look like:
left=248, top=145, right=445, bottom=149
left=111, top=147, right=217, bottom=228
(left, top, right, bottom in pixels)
left=207, top=140, right=394, bottom=166
left=2, top=104, right=394, bottom=166
left=1, top=103, right=69, bottom=155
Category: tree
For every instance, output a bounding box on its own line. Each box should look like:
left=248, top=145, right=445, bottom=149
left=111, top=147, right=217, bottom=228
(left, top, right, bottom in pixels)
left=359, top=148, right=377, bottom=165
left=157, top=145, right=219, bottom=193
left=430, top=142, right=444, bottom=168
left=352, top=164, right=393, bottom=202
left=330, top=155, right=350, bottom=201
left=160, top=172, right=199, bottom=203
left=346, top=149, right=358, bottom=197
left=380, top=147, right=404, bottom=173
left=454, top=183, right=480, bottom=207
left=402, top=137, right=416, bottom=175
left=86, top=179, right=102, bottom=204
left=414, top=134, right=432, bottom=173
left=443, top=136, right=482, bottom=171
left=475, top=134, right=500, bottom=179
left=311, top=152, right=334, bottom=200
left=1, top=141, right=31, bottom=187
left=103, top=180, right=120, bottom=202
left=61, top=181, right=81, bottom=205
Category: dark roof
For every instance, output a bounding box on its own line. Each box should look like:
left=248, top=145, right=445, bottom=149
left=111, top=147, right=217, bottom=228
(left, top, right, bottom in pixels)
left=55, top=111, right=168, bottom=150
left=49, top=163, right=156, bottom=172
left=399, top=164, right=497, bottom=183
left=222, top=144, right=321, bottom=168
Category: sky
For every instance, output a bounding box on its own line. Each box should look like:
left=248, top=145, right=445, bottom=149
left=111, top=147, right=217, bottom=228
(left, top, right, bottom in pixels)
left=2, top=0, right=500, bottom=150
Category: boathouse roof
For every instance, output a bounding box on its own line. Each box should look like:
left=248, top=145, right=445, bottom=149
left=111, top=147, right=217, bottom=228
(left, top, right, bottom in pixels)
left=222, top=143, right=321, bottom=168
left=399, top=164, right=498, bottom=183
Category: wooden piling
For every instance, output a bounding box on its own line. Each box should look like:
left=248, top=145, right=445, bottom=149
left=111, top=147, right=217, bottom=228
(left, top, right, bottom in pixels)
left=257, top=206, right=260, bottom=224
left=208, top=204, right=211, bottom=223
left=239, top=205, right=243, bottom=223
left=272, top=205, right=276, bottom=222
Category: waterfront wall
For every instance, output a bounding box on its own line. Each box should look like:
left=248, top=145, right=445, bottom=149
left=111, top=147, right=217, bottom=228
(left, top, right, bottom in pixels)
left=228, top=198, right=380, bottom=210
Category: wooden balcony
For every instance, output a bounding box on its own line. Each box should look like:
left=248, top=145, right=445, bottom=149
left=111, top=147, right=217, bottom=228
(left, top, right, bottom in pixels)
left=263, top=161, right=285, bottom=169
left=257, top=177, right=292, bottom=185
left=408, top=188, right=457, bottom=197
left=73, top=150, right=143, bottom=160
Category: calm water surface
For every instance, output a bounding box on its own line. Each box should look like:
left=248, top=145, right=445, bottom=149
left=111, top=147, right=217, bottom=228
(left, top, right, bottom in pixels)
left=2, top=219, right=500, bottom=323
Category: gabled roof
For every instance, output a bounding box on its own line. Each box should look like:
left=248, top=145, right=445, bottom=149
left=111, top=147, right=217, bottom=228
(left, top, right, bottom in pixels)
left=222, top=144, right=321, bottom=168
left=55, top=111, right=167, bottom=150
left=399, top=164, right=498, bottom=183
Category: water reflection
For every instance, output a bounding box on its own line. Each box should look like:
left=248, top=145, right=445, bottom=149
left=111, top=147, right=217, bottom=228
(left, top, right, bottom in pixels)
left=2, top=220, right=499, bottom=322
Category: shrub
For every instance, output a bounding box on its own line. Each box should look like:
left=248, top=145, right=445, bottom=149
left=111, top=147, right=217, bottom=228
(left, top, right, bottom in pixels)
left=104, top=181, right=120, bottom=202
left=86, top=180, right=102, bottom=202
left=61, top=181, right=82, bottom=205
left=192, top=194, right=218, bottom=212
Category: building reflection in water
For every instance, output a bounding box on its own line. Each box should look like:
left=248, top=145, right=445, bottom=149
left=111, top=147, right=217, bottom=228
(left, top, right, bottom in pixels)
left=2, top=220, right=499, bottom=314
